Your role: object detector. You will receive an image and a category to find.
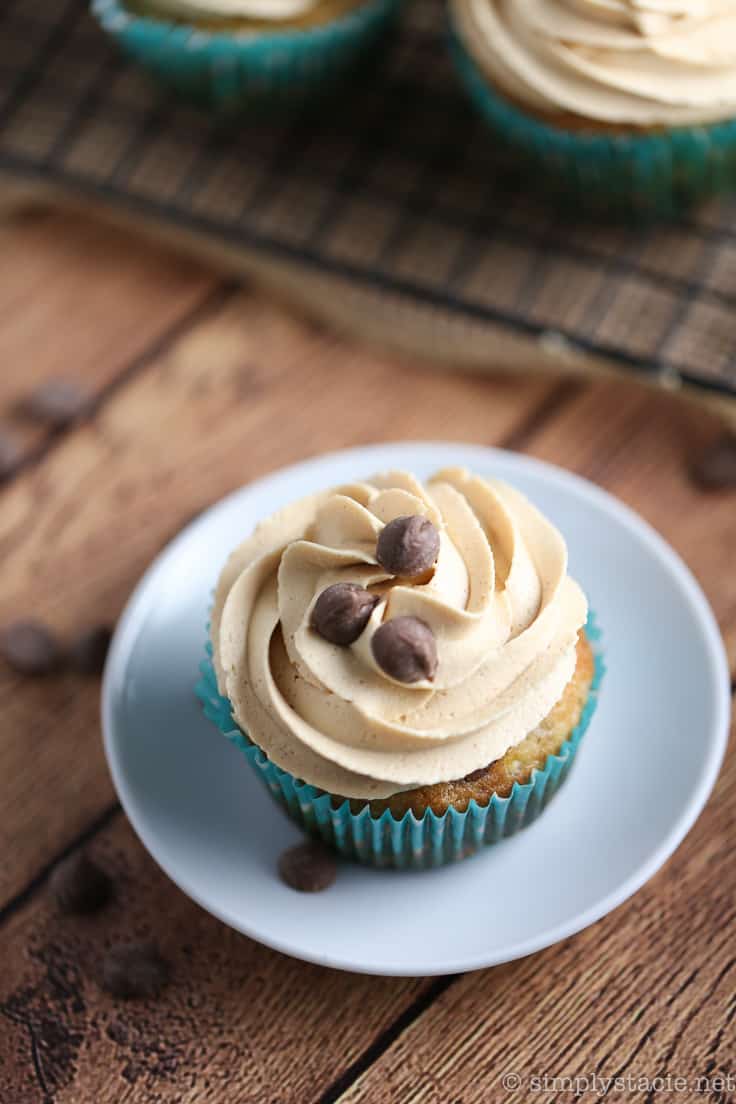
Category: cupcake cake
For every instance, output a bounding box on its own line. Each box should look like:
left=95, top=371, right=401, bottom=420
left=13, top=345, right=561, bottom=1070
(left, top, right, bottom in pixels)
left=91, top=0, right=401, bottom=111
left=199, top=467, right=603, bottom=868
left=449, top=0, right=736, bottom=216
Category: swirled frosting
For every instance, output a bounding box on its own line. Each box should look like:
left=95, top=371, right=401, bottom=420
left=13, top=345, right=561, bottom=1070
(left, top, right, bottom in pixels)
left=451, top=0, right=736, bottom=127
left=212, top=468, right=587, bottom=799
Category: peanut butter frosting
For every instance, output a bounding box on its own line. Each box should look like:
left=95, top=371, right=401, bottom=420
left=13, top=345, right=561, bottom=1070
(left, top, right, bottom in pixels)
left=212, top=468, right=588, bottom=800
left=451, top=0, right=736, bottom=127
left=135, top=0, right=336, bottom=22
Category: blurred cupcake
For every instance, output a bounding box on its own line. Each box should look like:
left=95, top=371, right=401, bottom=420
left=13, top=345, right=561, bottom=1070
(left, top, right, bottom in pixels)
left=449, top=0, right=736, bottom=217
left=91, top=0, right=402, bottom=112
left=198, top=467, right=604, bottom=869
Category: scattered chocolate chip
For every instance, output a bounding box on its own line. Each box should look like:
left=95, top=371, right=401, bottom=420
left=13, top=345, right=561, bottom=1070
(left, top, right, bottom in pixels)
left=0, top=619, right=63, bottom=676
left=311, top=582, right=378, bottom=645
left=102, top=942, right=169, bottom=1000
left=372, top=616, right=438, bottom=683
left=0, top=428, right=21, bottom=481
left=376, top=515, right=440, bottom=579
left=691, top=433, right=736, bottom=490
left=69, top=624, right=112, bottom=676
left=49, top=852, right=113, bottom=914
left=18, top=378, right=91, bottom=428
left=278, top=841, right=337, bottom=893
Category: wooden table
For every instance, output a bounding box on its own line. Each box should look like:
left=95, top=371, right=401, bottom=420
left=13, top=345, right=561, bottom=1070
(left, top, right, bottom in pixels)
left=0, top=207, right=734, bottom=1104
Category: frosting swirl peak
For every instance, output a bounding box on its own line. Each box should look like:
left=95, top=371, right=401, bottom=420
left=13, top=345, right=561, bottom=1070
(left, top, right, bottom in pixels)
left=213, top=468, right=587, bottom=799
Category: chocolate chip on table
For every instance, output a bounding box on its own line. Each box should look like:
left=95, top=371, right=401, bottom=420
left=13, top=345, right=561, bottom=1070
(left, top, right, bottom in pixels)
left=49, top=852, right=113, bottom=914
left=376, top=515, right=440, bottom=579
left=69, top=624, right=112, bottom=675
left=0, top=427, right=21, bottom=481
left=278, top=841, right=337, bottom=893
left=18, top=377, right=91, bottom=428
left=691, top=433, right=736, bottom=490
left=102, top=942, right=170, bottom=999
left=0, top=619, right=63, bottom=676
left=311, top=582, right=378, bottom=645
left=372, top=616, right=438, bottom=683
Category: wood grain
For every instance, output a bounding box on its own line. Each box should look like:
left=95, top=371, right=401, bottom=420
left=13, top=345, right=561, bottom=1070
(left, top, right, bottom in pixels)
left=329, top=384, right=736, bottom=1104
left=523, top=380, right=736, bottom=668
left=1, top=210, right=735, bottom=1104
left=0, top=816, right=429, bottom=1104
left=0, top=288, right=557, bottom=909
left=0, top=208, right=216, bottom=466
left=340, top=711, right=736, bottom=1104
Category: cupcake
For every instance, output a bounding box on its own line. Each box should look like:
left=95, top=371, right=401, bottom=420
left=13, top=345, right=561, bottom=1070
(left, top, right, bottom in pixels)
left=198, top=467, right=603, bottom=868
left=449, top=0, right=736, bottom=217
left=91, top=0, right=402, bottom=112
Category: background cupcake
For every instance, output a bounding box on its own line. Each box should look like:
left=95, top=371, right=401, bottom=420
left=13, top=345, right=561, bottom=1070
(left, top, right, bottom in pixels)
left=449, top=0, right=736, bottom=217
left=199, top=467, right=604, bottom=869
left=92, top=0, right=403, bottom=112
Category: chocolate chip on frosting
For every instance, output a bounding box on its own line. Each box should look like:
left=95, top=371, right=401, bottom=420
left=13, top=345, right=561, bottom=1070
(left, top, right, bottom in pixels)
left=372, top=616, right=438, bottom=683
left=311, top=582, right=379, bottom=645
left=376, top=515, right=439, bottom=579
left=214, top=467, right=588, bottom=802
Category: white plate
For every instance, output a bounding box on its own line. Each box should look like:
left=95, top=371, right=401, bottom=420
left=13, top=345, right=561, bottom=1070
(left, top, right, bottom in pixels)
left=102, top=443, right=730, bottom=976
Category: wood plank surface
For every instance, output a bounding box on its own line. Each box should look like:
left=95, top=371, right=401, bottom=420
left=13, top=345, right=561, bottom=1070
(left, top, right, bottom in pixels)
left=0, top=816, right=430, bottom=1104
left=0, top=287, right=558, bottom=910
left=525, top=381, right=736, bottom=668
left=0, top=208, right=217, bottom=468
left=339, top=720, right=736, bottom=1104
left=1, top=211, right=734, bottom=1104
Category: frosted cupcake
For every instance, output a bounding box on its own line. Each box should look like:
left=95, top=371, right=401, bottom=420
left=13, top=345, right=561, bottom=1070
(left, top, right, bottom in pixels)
left=91, top=0, right=401, bottom=111
left=199, top=468, right=603, bottom=868
left=449, top=0, right=736, bottom=216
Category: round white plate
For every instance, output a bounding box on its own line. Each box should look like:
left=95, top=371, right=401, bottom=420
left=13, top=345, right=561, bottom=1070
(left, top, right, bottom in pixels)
left=102, top=443, right=730, bottom=976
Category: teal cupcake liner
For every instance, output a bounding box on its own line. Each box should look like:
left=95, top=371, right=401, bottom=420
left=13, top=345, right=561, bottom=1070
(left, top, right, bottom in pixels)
left=91, top=0, right=403, bottom=113
left=195, top=611, right=605, bottom=869
left=449, top=27, right=736, bottom=218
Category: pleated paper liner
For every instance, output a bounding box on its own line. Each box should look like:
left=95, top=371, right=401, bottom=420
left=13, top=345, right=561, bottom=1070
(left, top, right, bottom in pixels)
left=91, top=0, right=403, bottom=112
left=448, top=26, right=736, bottom=220
left=195, top=611, right=605, bottom=869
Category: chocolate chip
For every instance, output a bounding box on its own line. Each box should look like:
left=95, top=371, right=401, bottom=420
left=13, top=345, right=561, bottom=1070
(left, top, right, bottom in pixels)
left=376, top=515, right=439, bottom=579
left=691, top=433, right=736, bottom=490
left=102, top=942, right=169, bottom=999
left=372, top=616, right=438, bottom=683
left=311, top=582, right=378, bottom=645
left=18, top=378, right=91, bottom=427
left=0, top=428, right=21, bottom=481
left=0, top=619, right=63, bottom=676
left=49, top=852, right=113, bottom=914
left=69, top=624, right=112, bottom=675
left=278, top=841, right=337, bottom=892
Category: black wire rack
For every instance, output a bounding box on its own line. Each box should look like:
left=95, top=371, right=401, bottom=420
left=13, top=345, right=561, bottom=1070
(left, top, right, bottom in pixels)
left=1, top=0, right=735, bottom=399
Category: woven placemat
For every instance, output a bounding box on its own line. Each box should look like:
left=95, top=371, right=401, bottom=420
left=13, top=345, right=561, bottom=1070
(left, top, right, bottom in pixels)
left=1, top=0, right=735, bottom=411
